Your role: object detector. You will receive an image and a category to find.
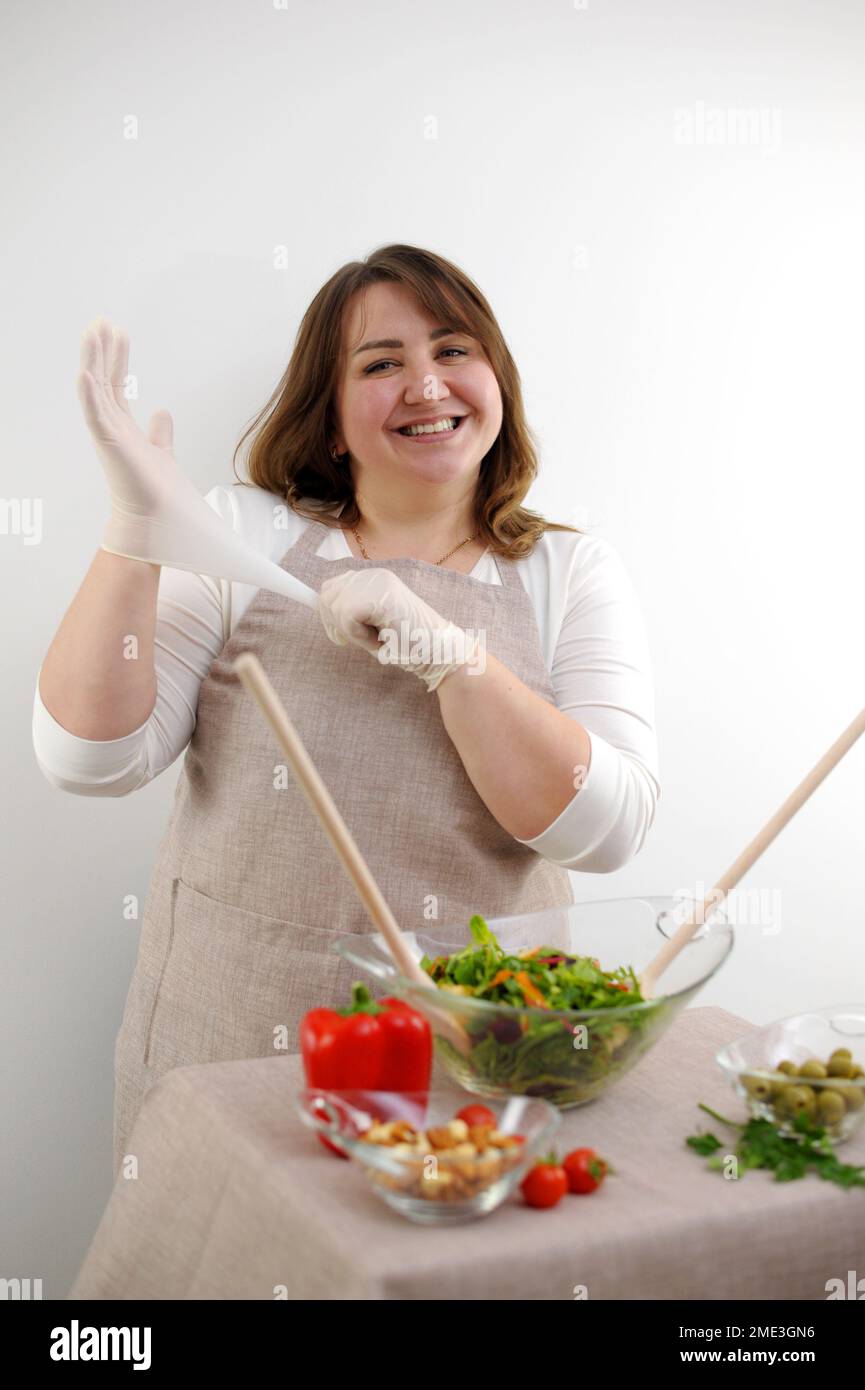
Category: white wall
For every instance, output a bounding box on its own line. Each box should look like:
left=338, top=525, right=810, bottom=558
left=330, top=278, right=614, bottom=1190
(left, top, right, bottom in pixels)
left=3, top=0, right=864, bottom=1298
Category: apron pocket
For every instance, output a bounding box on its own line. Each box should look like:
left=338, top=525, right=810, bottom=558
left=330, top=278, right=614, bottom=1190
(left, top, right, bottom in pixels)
left=143, top=877, right=364, bottom=1076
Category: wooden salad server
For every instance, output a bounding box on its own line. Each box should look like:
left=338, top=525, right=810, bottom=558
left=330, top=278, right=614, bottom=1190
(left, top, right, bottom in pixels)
left=233, top=652, right=472, bottom=1057
left=640, top=702, right=865, bottom=1000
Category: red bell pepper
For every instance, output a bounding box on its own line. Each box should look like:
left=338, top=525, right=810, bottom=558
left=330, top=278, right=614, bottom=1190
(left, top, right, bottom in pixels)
left=301, top=982, right=432, bottom=1157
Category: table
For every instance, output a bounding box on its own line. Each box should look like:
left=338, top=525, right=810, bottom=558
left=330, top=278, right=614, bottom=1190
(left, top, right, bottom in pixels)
left=68, top=1006, right=865, bottom=1300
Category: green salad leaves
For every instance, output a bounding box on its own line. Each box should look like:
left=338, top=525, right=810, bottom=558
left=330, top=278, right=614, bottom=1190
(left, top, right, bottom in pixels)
left=419, top=914, right=670, bottom=1108
left=420, top=913, right=644, bottom=1012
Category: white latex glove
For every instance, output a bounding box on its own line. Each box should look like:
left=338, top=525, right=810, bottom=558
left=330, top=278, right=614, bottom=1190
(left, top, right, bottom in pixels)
left=76, top=316, right=316, bottom=609
left=317, top=568, right=483, bottom=693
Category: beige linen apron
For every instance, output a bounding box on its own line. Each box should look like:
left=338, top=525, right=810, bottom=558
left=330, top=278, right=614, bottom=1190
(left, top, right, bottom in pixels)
left=112, top=515, right=575, bottom=1173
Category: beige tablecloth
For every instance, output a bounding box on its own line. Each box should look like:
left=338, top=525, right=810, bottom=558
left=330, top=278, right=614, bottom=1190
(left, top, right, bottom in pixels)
left=68, top=1006, right=865, bottom=1300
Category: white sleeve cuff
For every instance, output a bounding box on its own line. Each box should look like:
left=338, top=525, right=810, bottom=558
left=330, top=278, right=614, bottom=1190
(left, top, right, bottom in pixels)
left=514, top=729, right=657, bottom=873
left=32, top=675, right=151, bottom=796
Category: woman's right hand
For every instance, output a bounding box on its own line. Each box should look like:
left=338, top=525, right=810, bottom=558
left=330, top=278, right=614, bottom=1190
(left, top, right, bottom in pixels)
left=77, top=316, right=205, bottom=565
left=74, top=315, right=319, bottom=607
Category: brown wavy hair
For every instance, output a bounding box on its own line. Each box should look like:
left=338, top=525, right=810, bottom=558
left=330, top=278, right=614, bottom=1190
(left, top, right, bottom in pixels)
left=231, top=243, right=583, bottom=558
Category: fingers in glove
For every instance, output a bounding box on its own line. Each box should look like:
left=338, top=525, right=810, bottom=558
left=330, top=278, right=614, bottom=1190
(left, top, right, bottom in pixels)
left=108, top=322, right=133, bottom=418
left=342, top=616, right=381, bottom=652
left=77, top=325, right=119, bottom=444
left=320, top=609, right=381, bottom=653
left=147, top=408, right=174, bottom=449
left=94, top=318, right=115, bottom=400
left=317, top=596, right=348, bottom=646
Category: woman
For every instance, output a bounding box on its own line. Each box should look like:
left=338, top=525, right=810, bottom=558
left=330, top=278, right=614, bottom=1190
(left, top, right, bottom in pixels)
left=34, top=244, right=660, bottom=1175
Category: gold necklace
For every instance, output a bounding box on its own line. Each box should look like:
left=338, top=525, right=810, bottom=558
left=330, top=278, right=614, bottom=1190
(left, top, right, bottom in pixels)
left=348, top=522, right=480, bottom=566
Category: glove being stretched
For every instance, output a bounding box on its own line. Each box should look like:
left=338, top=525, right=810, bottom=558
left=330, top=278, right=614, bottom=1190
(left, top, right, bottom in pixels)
left=77, top=316, right=316, bottom=609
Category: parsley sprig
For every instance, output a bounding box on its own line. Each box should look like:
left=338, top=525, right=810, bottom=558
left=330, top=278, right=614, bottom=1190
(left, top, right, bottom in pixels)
left=687, top=1102, right=865, bottom=1188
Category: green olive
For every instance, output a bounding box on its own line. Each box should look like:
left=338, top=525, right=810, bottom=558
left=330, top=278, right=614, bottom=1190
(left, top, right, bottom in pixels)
left=829, top=1047, right=853, bottom=1061
left=742, top=1073, right=774, bottom=1102
left=777, top=1059, right=799, bottom=1075
left=828, top=1056, right=854, bottom=1077
left=817, top=1090, right=846, bottom=1124
left=832, top=1082, right=865, bottom=1112
left=850, top=1064, right=864, bottom=1079
left=769, top=1078, right=791, bottom=1101
left=799, top=1058, right=828, bottom=1079
left=780, top=1086, right=814, bottom=1115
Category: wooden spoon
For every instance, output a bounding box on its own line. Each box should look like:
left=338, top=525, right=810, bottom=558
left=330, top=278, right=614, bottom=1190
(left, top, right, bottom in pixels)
left=640, top=702, right=865, bottom=1000
left=232, top=652, right=472, bottom=1056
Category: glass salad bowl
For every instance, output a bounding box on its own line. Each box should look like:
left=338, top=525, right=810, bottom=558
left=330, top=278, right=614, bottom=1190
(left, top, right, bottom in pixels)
left=296, top=1087, right=560, bottom=1224
left=716, top=1004, right=865, bottom=1145
left=335, top=895, right=733, bottom=1110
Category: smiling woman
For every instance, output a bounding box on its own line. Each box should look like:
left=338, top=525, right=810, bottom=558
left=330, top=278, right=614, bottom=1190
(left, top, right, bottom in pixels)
left=34, top=242, right=660, bottom=1176
left=232, top=243, right=585, bottom=563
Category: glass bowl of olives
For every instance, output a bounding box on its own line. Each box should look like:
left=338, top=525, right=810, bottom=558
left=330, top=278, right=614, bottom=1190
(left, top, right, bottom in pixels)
left=717, top=1004, right=865, bottom=1145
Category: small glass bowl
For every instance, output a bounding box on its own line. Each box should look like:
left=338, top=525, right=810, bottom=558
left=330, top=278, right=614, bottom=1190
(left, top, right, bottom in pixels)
left=716, top=1004, right=865, bottom=1145
left=296, top=1087, right=560, bottom=1224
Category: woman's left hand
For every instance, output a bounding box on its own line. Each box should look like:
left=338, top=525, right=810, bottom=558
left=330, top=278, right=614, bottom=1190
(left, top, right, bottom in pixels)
left=317, top=568, right=482, bottom=693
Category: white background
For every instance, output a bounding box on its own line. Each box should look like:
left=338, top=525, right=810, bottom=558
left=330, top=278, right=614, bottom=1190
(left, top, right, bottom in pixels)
left=2, top=0, right=864, bottom=1297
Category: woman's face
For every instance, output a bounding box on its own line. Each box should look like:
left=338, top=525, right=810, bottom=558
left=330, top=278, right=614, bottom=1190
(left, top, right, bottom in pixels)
left=332, top=281, right=503, bottom=489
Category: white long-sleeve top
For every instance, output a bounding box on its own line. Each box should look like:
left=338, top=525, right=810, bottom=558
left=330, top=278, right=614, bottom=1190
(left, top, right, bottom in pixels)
left=32, top=485, right=661, bottom=873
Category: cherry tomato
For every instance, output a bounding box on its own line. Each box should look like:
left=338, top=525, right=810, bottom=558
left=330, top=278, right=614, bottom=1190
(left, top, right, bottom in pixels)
left=520, top=1153, right=568, bottom=1208
left=307, top=1097, right=361, bottom=1160
left=454, top=1103, right=497, bottom=1129
left=563, top=1147, right=609, bottom=1194
left=319, top=1134, right=349, bottom=1159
